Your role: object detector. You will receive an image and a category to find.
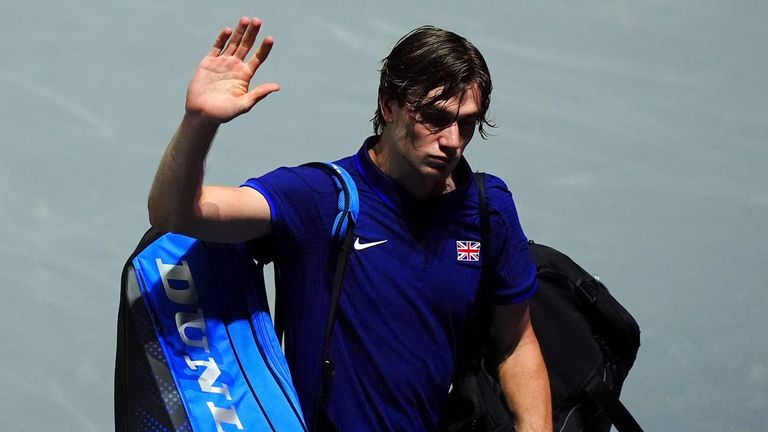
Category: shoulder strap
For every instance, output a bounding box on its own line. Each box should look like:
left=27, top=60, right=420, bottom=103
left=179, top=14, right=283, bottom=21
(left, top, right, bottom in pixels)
left=273, top=162, right=360, bottom=339
left=584, top=378, right=644, bottom=432
left=462, top=172, right=491, bottom=364
left=300, top=162, right=359, bottom=241
left=300, top=162, right=359, bottom=431
left=476, top=172, right=490, bottom=255
left=476, top=171, right=492, bottom=309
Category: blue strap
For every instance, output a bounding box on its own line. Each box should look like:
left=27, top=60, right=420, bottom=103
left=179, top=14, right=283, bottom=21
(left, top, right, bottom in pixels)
left=302, top=162, right=359, bottom=241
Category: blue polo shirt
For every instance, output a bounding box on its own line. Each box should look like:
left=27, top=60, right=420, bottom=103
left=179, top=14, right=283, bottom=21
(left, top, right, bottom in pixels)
left=242, top=137, right=537, bottom=431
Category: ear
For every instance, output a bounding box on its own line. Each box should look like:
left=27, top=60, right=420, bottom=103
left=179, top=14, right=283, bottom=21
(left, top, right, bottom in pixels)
left=378, top=94, right=398, bottom=124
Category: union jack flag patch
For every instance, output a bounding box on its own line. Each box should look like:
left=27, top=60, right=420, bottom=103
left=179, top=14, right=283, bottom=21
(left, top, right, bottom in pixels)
left=456, top=240, right=481, bottom=262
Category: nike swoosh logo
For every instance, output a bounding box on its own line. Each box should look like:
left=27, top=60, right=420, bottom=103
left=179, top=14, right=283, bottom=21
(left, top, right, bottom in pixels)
left=353, top=238, right=388, bottom=251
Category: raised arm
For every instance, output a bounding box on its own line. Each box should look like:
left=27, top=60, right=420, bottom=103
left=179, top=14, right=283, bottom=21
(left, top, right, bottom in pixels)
left=148, top=17, right=279, bottom=242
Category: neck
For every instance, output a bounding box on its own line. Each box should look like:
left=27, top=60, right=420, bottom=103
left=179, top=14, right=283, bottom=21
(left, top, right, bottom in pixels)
left=369, top=137, right=455, bottom=200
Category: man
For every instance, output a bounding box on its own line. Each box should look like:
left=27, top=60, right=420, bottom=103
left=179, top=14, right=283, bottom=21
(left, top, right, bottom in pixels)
left=149, top=16, right=551, bottom=431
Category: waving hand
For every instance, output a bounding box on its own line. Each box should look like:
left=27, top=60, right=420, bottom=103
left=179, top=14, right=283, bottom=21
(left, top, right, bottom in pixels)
left=185, top=17, right=280, bottom=123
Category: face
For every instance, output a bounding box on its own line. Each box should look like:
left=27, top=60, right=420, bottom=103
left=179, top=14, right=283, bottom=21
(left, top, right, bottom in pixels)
left=383, top=84, right=483, bottom=182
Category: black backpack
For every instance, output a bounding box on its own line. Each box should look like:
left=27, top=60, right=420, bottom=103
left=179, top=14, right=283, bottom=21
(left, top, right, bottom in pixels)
left=530, top=241, right=642, bottom=431
left=445, top=173, right=643, bottom=432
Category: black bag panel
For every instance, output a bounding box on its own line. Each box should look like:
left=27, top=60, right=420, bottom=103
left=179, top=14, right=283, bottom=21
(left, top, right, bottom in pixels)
left=116, top=260, right=190, bottom=432
left=529, top=243, right=640, bottom=366
left=530, top=269, right=604, bottom=407
left=116, top=228, right=191, bottom=431
left=529, top=242, right=641, bottom=431
left=529, top=242, right=640, bottom=399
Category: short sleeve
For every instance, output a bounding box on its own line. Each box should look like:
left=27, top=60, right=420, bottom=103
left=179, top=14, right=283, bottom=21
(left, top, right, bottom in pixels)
left=241, top=166, right=340, bottom=254
left=483, top=175, right=538, bottom=304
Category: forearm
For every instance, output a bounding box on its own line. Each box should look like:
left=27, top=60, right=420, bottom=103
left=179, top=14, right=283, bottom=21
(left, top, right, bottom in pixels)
left=497, top=320, right=552, bottom=431
left=148, top=113, right=221, bottom=231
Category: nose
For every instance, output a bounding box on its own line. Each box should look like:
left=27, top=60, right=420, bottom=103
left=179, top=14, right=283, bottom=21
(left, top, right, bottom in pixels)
left=437, top=122, right=461, bottom=151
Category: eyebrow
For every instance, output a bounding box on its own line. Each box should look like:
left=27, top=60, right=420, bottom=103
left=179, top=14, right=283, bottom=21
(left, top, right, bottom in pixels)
left=423, top=105, right=481, bottom=121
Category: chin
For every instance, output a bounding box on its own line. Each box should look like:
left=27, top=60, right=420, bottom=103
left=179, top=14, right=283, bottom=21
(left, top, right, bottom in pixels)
left=422, top=166, right=452, bottom=180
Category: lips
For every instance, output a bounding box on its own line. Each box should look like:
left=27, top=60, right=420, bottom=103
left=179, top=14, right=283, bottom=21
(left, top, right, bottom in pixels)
left=427, top=155, right=451, bottom=165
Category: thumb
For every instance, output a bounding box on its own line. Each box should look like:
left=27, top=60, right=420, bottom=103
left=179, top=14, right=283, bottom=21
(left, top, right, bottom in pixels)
left=246, top=83, right=281, bottom=108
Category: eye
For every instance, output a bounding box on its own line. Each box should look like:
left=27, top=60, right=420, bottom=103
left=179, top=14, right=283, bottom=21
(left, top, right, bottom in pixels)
left=418, top=108, right=455, bottom=129
left=458, top=117, right=480, bottom=129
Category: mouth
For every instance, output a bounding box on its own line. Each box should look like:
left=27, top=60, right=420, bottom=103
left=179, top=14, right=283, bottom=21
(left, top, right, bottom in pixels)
left=424, top=155, right=456, bottom=174
left=427, top=155, right=452, bottom=165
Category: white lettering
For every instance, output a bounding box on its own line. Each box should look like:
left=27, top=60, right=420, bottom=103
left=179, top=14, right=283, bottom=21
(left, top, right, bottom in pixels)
left=207, top=402, right=244, bottom=432
left=156, top=258, right=198, bottom=304
left=185, top=356, right=232, bottom=400
left=157, top=254, right=244, bottom=428
left=176, top=309, right=210, bottom=353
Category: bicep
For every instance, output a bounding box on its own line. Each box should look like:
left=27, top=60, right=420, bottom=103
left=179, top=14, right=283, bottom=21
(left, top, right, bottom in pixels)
left=488, top=300, right=533, bottom=370
left=187, top=185, right=272, bottom=242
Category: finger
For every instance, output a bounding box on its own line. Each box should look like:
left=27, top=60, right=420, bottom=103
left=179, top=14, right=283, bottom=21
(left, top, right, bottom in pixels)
left=246, top=36, right=275, bottom=72
left=222, top=17, right=249, bottom=56
left=241, top=83, right=280, bottom=112
left=234, top=18, right=262, bottom=60
left=207, top=27, right=233, bottom=57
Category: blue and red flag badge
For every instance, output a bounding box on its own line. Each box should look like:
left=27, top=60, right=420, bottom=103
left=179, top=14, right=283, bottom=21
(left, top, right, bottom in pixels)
left=456, top=241, right=481, bottom=262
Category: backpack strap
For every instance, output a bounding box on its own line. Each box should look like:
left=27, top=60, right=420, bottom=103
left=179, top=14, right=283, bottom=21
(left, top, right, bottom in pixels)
left=475, top=172, right=493, bottom=356
left=300, top=162, right=359, bottom=432
left=459, top=172, right=492, bottom=366
left=584, top=378, right=644, bottom=432
left=476, top=173, right=490, bottom=247
left=474, top=172, right=498, bottom=358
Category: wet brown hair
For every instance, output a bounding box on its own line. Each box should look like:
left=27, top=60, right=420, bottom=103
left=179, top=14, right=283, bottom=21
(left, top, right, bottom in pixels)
left=372, top=25, right=494, bottom=138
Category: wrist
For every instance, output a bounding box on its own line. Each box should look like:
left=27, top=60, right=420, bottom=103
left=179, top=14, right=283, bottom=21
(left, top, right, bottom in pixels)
left=181, top=111, right=222, bottom=133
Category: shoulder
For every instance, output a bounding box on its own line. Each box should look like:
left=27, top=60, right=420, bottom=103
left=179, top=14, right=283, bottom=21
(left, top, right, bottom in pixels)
left=477, top=173, right=522, bottom=225
left=482, top=172, right=510, bottom=192
left=241, top=158, right=356, bottom=240
left=243, top=165, right=339, bottom=195
left=476, top=172, right=538, bottom=304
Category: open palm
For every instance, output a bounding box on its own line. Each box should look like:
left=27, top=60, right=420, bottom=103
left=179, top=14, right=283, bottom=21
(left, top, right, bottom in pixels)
left=185, top=17, right=280, bottom=123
